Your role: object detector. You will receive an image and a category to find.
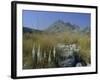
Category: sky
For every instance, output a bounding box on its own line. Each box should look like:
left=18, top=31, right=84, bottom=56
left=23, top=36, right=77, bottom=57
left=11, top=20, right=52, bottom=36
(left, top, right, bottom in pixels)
left=22, top=10, right=90, bottom=30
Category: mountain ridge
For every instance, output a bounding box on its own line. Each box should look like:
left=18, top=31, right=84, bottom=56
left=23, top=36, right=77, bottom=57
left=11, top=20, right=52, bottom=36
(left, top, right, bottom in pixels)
left=23, top=20, right=90, bottom=34
left=45, top=20, right=80, bottom=33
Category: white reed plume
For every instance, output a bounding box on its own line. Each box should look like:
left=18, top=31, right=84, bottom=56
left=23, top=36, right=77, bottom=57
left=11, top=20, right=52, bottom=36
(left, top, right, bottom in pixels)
left=32, top=44, right=35, bottom=60
left=37, top=45, right=41, bottom=61
left=53, top=47, right=56, bottom=58
left=48, top=50, right=51, bottom=63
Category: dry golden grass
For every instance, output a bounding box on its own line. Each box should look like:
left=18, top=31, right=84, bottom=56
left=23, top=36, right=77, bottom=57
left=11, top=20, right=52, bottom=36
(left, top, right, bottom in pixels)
left=23, top=32, right=90, bottom=69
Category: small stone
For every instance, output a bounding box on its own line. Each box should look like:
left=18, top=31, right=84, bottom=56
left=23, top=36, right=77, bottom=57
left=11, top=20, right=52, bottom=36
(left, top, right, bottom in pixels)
left=76, top=62, right=82, bottom=67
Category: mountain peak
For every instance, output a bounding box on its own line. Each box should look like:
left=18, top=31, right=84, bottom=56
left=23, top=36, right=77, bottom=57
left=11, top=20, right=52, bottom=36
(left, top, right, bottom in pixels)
left=45, top=20, right=79, bottom=33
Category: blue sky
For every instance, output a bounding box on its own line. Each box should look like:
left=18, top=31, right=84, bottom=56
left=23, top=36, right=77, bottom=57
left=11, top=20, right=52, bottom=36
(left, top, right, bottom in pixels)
left=22, top=10, right=90, bottom=30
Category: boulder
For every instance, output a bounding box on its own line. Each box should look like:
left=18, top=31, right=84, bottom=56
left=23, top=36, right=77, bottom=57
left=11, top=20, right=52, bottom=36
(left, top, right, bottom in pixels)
left=55, top=43, right=85, bottom=67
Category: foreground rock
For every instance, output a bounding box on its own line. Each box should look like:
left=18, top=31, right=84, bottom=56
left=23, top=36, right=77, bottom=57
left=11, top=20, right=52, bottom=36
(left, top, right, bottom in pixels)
left=55, top=43, right=87, bottom=67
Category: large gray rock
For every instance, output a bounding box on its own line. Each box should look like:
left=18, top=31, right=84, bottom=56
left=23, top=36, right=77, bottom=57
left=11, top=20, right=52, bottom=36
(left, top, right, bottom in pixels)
left=55, top=43, right=85, bottom=67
